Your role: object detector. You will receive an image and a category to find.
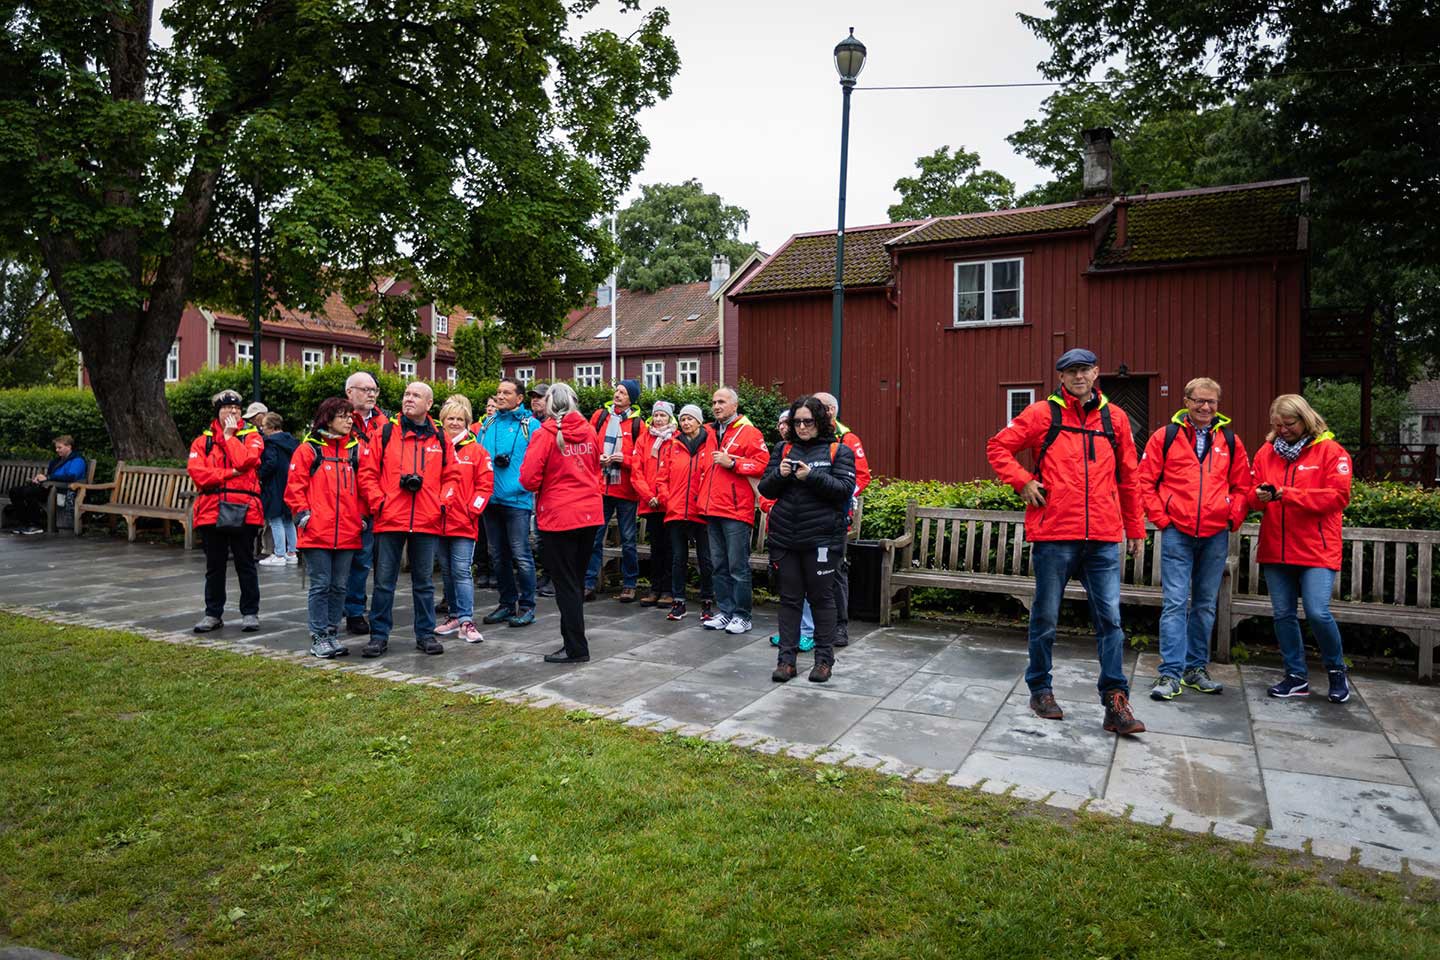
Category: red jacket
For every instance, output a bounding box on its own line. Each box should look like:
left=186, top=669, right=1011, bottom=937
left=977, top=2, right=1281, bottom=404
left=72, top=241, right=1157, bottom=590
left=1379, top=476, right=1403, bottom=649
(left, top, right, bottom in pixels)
left=438, top=432, right=495, bottom=539
left=351, top=406, right=388, bottom=444
left=697, top=415, right=770, bottom=524
left=589, top=402, right=645, bottom=501
left=357, top=415, right=463, bottom=536
left=188, top=421, right=265, bottom=527
left=631, top=426, right=673, bottom=514
left=1247, top=432, right=1351, bottom=570
left=836, top=422, right=871, bottom=495
left=521, top=411, right=605, bottom=531
left=657, top=430, right=717, bottom=523
left=1138, top=411, right=1252, bottom=538
left=987, top=389, right=1144, bottom=543
left=285, top=434, right=364, bottom=550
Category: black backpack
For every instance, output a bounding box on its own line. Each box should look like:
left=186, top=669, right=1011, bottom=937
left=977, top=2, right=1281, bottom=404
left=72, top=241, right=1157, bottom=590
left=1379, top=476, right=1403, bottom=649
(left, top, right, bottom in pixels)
left=375, top=417, right=450, bottom=472
left=306, top=436, right=360, bottom=476
left=1035, top=397, right=1122, bottom=483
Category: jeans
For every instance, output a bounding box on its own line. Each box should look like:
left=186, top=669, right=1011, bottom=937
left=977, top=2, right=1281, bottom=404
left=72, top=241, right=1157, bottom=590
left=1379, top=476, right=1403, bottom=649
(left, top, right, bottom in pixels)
left=669, top=520, right=714, bottom=602
left=706, top=516, right=754, bottom=619
left=541, top=526, right=600, bottom=658
left=304, top=548, right=354, bottom=635
left=268, top=515, right=297, bottom=556
left=586, top=496, right=639, bottom=589
left=1026, top=540, right=1129, bottom=700
left=200, top=524, right=261, bottom=618
left=484, top=505, right=536, bottom=611
left=437, top=536, right=477, bottom=622
left=370, top=532, right=438, bottom=644
left=1263, top=564, right=1345, bottom=677
left=343, top=526, right=375, bottom=618
left=1157, top=528, right=1229, bottom=678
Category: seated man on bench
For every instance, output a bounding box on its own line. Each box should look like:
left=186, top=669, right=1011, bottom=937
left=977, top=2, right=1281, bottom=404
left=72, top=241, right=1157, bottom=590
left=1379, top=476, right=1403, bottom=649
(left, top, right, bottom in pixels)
left=6, top=434, right=87, bottom=534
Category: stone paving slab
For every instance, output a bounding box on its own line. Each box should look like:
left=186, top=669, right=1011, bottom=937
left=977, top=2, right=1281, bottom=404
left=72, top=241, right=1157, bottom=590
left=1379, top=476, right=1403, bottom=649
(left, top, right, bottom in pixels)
left=1107, top=731, right=1270, bottom=826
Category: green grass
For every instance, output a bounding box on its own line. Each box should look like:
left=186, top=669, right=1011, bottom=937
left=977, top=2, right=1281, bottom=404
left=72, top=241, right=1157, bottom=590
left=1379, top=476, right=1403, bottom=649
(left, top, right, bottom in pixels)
left=1, top=613, right=1436, bottom=960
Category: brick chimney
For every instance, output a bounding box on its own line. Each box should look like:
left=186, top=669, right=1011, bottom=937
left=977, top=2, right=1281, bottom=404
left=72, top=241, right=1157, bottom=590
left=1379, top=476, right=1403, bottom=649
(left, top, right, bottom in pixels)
left=1082, top=127, right=1115, bottom=197
left=1114, top=196, right=1130, bottom=247
left=708, top=254, right=731, bottom=295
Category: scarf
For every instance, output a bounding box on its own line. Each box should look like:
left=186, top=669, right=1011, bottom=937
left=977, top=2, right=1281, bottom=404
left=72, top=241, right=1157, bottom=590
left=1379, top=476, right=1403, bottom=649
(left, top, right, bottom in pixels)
left=1272, top=435, right=1311, bottom=462
left=679, top=430, right=705, bottom=456
left=603, top=409, right=627, bottom=484
left=648, top=421, right=676, bottom=457
left=319, top=428, right=346, bottom=441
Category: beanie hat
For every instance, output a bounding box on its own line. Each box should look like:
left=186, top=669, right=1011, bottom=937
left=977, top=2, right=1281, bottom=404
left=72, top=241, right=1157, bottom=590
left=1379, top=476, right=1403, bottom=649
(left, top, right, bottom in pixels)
left=679, top=403, right=704, bottom=423
left=619, top=378, right=641, bottom=406
left=651, top=400, right=675, bottom=419
left=777, top=409, right=791, bottom=423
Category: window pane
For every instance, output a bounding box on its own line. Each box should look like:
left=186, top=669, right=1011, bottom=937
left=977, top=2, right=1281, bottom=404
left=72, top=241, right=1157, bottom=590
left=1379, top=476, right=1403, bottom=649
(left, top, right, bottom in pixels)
left=955, top=263, right=984, bottom=294
left=955, top=290, right=983, bottom=324
left=992, top=290, right=1020, bottom=320
left=992, top=259, right=1020, bottom=292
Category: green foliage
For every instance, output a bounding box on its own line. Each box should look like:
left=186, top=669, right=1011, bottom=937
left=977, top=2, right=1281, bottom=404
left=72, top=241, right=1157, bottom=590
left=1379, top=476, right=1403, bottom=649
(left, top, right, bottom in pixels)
left=1344, top=482, right=1440, bottom=532
left=616, top=180, right=758, bottom=293
left=450, top=321, right=502, bottom=385
left=1304, top=380, right=1414, bottom=449
left=887, top=146, right=1017, bottom=221
left=0, top=255, right=77, bottom=388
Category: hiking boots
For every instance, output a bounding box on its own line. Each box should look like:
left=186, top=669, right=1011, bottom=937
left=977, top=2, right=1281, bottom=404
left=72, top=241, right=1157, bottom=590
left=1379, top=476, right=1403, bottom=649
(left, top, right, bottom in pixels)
left=1029, top=691, right=1063, bottom=720
left=1267, top=674, right=1309, bottom=698
left=772, top=662, right=797, bottom=683
left=361, top=638, right=388, bottom=658
left=310, top=632, right=341, bottom=659
left=482, top=604, right=515, bottom=625
left=193, top=615, right=223, bottom=633
left=638, top=591, right=659, bottom=607
left=507, top=608, right=535, bottom=628
left=1327, top=669, right=1351, bottom=704
left=1150, top=675, right=1181, bottom=701
left=1102, top=690, right=1145, bottom=735
left=415, top=636, right=444, bottom=655
left=1182, top=667, right=1224, bottom=694
left=618, top=588, right=637, bottom=603
left=808, top=662, right=832, bottom=683
left=327, top=629, right=349, bottom=657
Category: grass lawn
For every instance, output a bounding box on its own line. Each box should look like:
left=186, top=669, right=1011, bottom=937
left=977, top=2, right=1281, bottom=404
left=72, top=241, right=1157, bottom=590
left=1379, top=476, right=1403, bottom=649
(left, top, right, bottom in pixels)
left=1, top=613, right=1437, bottom=959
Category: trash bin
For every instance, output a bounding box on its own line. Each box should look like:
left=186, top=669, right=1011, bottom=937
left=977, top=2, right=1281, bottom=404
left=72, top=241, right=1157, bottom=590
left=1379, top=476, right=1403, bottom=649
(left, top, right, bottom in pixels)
left=846, top=539, right=884, bottom=622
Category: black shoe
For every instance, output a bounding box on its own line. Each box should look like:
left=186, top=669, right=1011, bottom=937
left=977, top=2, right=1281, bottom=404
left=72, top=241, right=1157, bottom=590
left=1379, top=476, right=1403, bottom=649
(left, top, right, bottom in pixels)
left=360, top=638, right=387, bottom=658
left=346, top=615, right=371, bottom=635
left=536, top=578, right=556, bottom=598
left=808, top=662, right=832, bottom=683
left=772, top=662, right=797, bottom=683
left=544, top=648, right=590, bottom=664
left=832, top=637, right=849, bottom=648
left=482, top=604, right=516, bottom=625
left=416, top=637, right=444, bottom=655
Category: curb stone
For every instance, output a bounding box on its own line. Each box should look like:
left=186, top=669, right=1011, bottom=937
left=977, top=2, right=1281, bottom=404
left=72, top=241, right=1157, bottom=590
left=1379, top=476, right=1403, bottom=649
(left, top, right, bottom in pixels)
left=979, top=779, right=1014, bottom=796
left=946, top=772, right=984, bottom=790
left=1009, top=784, right=1052, bottom=802
left=1128, top=805, right=1169, bottom=826
left=813, top=750, right=850, bottom=765
left=1212, top=821, right=1258, bottom=844
left=1168, top=811, right=1213, bottom=835
left=844, top=754, right=884, bottom=770
left=1044, top=791, right=1088, bottom=812
left=1308, top=838, right=1355, bottom=863
left=1085, top=798, right=1130, bottom=818
left=1357, top=847, right=1403, bottom=873
left=1261, top=830, right=1307, bottom=852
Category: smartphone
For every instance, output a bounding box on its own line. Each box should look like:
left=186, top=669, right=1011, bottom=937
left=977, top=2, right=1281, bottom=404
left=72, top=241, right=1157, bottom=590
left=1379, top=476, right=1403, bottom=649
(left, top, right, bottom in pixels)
left=1259, top=483, right=1277, bottom=495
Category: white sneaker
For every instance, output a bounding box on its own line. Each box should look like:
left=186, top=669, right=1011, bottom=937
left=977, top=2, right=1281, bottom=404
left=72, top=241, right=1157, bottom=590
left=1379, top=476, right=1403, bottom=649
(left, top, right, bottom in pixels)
left=724, top=617, right=752, bottom=634
left=258, top=554, right=287, bottom=567
left=703, top=613, right=731, bottom=631
left=285, top=553, right=299, bottom=564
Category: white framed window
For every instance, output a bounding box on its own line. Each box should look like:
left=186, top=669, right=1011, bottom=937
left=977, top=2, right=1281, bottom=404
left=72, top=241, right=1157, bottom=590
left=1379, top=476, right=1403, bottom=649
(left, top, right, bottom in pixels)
left=515, top=367, right=535, bottom=387
left=953, top=258, right=1023, bottom=327
left=446, top=365, right=457, bottom=385
left=677, top=358, right=700, bottom=385
left=235, top=341, right=254, bottom=365
left=166, top=341, right=180, bottom=382
left=302, top=348, right=325, bottom=374
left=643, top=360, right=664, bottom=390
left=340, top=352, right=360, bottom=365
left=574, top=363, right=603, bottom=387
left=398, top=358, right=416, bottom=378
left=433, top=307, right=447, bottom=335
left=1006, top=388, right=1035, bottom=423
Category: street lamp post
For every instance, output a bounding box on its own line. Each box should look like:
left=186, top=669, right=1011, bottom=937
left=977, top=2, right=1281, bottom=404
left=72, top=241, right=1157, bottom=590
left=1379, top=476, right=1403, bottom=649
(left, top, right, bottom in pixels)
left=830, top=27, right=866, bottom=407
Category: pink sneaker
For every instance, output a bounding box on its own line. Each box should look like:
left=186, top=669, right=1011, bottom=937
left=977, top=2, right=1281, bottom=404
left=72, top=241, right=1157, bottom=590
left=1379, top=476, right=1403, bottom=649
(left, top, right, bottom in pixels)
left=434, top=617, right=461, bottom=636
left=459, top=621, right=483, bottom=644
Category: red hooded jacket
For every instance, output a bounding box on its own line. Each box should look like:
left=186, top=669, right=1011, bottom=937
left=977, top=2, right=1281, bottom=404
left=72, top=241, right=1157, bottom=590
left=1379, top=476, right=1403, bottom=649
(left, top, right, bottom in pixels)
left=188, top=421, right=265, bottom=527
left=589, top=402, right=645, bottom=501
left=987, top=389, right=1144, bottom=543
left=521, top=411, right=605, bottom=532
left=285, top=433, right=364, bottom=550
left=438, top=432, right=495, bottom=539
left=657, top=429, right=717, bottom=523
left=1138, top=411, right=1252, bottom=538
left=1247, top=432, right=1351, bottom=570
left=835, top=422, right=871, bottom=495
left=631, top=424, right=674, bottom=515
left=357, top=415, right=463, bottom=536
left=697, top=415, right=770, bottom=524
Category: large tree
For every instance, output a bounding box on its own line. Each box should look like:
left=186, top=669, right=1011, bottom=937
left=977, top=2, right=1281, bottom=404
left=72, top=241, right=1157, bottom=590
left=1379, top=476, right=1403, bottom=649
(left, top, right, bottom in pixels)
left=887, top=145, right=1016, bottom=220
left=616, top=179, right=756, bottom=292
left=0, top=0, right=678, bottom=457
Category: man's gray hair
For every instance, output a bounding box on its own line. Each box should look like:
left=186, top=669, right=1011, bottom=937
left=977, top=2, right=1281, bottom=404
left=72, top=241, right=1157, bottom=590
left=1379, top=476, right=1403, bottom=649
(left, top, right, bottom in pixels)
left=345, top=370, right=378, bottom=391
left=713, top=385, right=739, bottom=403
left=546, top=382, right=579, bottom=418
left=813, top=391, right=838, bottom=416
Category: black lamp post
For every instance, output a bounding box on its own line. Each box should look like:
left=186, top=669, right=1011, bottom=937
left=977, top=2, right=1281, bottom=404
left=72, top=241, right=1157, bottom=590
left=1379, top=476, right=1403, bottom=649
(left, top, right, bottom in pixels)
left=830, top=27, right=866, bottom=406
left=250, top=173, right=264, bottom=404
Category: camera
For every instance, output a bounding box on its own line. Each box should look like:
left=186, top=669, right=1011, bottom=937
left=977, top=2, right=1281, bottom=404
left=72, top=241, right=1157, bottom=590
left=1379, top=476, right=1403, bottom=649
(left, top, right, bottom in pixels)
left=399, top=473, right=424, bottom=493
left=493, top=453, right=511, bottom=469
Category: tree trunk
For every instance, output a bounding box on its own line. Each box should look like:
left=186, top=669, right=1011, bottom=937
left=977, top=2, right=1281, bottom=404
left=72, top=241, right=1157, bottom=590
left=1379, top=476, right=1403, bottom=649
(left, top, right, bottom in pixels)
left=75, top=305, right=186, bottom=459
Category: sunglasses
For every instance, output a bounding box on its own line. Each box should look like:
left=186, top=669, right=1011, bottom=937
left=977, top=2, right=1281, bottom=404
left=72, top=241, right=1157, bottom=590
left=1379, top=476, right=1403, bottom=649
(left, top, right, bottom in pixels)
left=792, top=417, right=816, bottom=425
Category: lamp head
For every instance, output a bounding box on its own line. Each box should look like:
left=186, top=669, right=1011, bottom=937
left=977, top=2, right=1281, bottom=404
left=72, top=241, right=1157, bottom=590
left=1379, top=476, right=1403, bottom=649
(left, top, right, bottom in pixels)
left=834, top=27, right=867, bottom=85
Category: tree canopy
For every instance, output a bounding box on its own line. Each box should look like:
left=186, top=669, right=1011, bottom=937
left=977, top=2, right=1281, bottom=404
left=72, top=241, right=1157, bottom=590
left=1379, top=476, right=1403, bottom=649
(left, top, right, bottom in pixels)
left=0, top=0, right=678, bottom=456
left=0, top=253, right=78, bottom=389
left=615, top=180, right=757, bottom=293
left=887, top=146, right=1016, bottom=221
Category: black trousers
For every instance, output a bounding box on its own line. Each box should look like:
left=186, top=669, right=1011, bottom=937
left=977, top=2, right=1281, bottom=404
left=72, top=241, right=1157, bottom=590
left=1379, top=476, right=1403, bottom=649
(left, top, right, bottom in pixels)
left=668, top=520, right=713, bottom=602
left=643, top=511, right=672, bottom=595
left=771, top=544, right=839, bottom=667
left=6, top=482, right=47, bottom=528
left=201, top=523, right=261, bottom=618
left=541, top=525, right=599, bottom=658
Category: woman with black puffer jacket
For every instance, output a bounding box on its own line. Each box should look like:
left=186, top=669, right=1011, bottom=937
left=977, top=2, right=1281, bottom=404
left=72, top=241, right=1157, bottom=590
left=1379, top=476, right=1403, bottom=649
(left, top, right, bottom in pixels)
left=758, top=395, right=856, bottom=684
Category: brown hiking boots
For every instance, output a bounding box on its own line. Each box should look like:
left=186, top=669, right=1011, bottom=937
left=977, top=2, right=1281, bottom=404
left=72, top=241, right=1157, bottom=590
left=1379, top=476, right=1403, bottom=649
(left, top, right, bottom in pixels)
left=1102, top=690, right=1146, bottom=735
left=1029, top=690, right=1063, bottom=720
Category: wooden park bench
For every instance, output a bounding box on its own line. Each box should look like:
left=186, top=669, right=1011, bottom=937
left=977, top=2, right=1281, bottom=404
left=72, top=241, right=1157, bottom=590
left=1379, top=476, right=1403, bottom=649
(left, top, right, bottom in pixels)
left=72, top=461, right=198, bottom=549
left=1221, top=522, right=1440, bottom=680
left=0, top=457, right=98, bottom=533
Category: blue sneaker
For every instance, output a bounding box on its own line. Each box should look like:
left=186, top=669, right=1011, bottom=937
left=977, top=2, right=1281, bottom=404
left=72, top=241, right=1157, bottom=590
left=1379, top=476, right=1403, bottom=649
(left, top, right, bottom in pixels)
left=769, top=634, right=780, bottom=647
left=798, top=635, right=815, bottom=652
left=507, top=608, right=536, bottom=628
left=1327, top=669, right=1350, bottom=703
left=1267, top=674, right=1309, bottom=698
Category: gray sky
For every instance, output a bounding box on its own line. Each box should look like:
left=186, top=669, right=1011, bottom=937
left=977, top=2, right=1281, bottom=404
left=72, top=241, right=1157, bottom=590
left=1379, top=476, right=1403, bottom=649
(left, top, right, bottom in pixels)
left=592, top=1, right=1061, bottom=253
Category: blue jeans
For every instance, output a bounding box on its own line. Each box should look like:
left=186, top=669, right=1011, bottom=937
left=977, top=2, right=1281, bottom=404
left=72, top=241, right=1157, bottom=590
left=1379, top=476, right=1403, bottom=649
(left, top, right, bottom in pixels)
left=304, top=548, right=354, bottom=635
left=706, top=517, right=754, bottom=619
left=586, top=496, right=639, bottom=589
left=1157, top=528, right=1229, bottom=678
left=483, top=505, right=535, bottom=611
left=371, top=532, right=438, bottom=644
left=438, top=536, right=477, bottom=622
left=343, top=526, right=374, bottom=618
left=1026, top=540, right=1129, bottom=700
left=268, top=515, right=296, bottom=555
left=1263, top=564, right=1345, bottom=677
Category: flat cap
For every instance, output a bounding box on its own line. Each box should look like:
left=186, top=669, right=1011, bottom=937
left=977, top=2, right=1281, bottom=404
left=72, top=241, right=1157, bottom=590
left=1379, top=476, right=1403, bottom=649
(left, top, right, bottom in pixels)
left=1055, top=348, right=1098, bottom=371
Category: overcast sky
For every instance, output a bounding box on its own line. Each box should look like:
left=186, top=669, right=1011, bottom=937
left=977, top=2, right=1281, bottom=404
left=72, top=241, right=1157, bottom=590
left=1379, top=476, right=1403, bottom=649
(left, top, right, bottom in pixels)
left=589, top=0, right=1062, bottom=254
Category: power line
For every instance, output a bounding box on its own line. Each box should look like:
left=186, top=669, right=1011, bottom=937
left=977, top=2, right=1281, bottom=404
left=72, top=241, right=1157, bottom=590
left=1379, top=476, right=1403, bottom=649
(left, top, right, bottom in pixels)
left=857, top=62, right=1440, bottom=92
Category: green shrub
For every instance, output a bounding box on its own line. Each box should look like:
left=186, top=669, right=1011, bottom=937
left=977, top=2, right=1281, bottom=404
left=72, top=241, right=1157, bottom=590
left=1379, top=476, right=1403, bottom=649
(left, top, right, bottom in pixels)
left=859, top=478, right=1024, bottom=540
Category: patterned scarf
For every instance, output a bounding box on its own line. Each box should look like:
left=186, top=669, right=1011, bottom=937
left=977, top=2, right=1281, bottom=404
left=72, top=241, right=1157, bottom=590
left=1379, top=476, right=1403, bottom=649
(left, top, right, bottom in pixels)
left=649, top=421, right=676, bottom=457
left=1272, top=435, right=1311, bottom=462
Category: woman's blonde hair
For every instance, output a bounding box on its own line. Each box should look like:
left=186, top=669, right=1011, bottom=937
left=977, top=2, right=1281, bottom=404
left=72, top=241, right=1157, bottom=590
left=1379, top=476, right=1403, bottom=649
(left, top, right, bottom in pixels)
left=1266, top=393, right=1329, bottom=442
left=438, top=394, right=473, bottom=426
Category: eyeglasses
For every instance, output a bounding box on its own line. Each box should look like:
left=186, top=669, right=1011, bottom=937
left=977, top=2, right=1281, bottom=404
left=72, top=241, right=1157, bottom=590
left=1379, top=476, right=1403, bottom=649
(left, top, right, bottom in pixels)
left=1186, top=398, right=1218, bottom=407
left=351, top=386, right=379, bottom=395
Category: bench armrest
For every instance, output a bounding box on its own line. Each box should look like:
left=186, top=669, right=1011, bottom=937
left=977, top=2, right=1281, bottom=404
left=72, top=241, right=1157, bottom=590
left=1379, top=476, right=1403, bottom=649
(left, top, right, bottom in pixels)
left=177, top=490, right=198, bottom=506
left=879, top=531, right=914, bottom=567
left=71, top=481, right=115, bottom=504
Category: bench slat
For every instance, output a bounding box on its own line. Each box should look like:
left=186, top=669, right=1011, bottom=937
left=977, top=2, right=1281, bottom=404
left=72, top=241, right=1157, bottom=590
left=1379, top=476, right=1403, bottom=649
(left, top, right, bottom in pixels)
left=1247, top=532, right=1261, bottom=596
left=1394, top=542, right=1408, bottom=606
left=1350, top=539, right=1364, bottom=601
left=1372, top=540, right=1386, bottom=603
left=1010, top=524, right=1024, bottom=576
left=1420, top=545, right=1433, bottom=608
left=964, top=520, right=978, bottom=571
left=979, top=521, right=994, bottom=574
left=918, top=518, right=933, bottom=570
left=946, top=518, right=962, bottom=571
left=995, top=521, right=1009, bottom=576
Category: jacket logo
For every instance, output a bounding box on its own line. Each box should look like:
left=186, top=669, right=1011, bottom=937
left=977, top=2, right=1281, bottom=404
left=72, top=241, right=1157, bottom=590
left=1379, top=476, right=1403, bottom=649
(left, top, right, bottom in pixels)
left=424, top=445, right=442, bottom=455
left=1337, top=460, right=1350, bottom=474
left=1297, top=465, right=1319, bottom=471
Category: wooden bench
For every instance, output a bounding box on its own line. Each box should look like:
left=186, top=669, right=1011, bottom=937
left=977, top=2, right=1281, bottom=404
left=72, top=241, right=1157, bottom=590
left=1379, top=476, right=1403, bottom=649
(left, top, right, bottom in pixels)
left=1221, top=522, right=1440, bottom=680
left=0, top=457, right=98, bottom=533
left=73, top=462, right=198, bottom=549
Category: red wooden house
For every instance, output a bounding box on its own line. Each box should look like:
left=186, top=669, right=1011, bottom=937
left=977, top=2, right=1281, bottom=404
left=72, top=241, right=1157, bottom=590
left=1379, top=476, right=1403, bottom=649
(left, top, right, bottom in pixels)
left=729, top=178, right=1311, bottom=481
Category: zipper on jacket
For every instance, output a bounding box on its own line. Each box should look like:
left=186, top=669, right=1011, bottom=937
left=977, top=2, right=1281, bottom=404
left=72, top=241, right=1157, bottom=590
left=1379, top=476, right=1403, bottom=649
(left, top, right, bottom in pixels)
left=408, top=434, right=419, bottom=532
left=1082, top=407, right=1091, bottom=541
left=333, top=444, right=342, bottom=549
left=1195, top=450, right=1205, bottom=538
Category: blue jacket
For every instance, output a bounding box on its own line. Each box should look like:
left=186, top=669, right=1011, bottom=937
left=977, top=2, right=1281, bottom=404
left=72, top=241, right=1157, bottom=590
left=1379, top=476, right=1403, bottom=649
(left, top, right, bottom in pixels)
left=258, top=431, right=300, bottom=519
left=481, top=407, right=540, bottom=509
left=46, top=451, right=88, bottom=483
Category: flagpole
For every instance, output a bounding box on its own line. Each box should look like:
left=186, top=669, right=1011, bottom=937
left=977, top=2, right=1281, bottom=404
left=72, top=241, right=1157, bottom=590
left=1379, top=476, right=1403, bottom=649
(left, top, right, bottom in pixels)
left=609, top=214, right=618, bottom=382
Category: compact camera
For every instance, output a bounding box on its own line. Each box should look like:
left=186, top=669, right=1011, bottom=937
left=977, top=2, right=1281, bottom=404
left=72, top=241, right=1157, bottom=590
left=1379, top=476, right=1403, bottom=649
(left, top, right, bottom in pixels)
left=493, top=453, right=511, bottom=469
left=399, top=473, right=424, bottom=493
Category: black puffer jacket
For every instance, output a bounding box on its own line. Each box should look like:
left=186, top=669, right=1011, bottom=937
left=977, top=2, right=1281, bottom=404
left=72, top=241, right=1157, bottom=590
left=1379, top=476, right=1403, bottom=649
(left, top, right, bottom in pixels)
left=758, top=438, right=856, bottom=550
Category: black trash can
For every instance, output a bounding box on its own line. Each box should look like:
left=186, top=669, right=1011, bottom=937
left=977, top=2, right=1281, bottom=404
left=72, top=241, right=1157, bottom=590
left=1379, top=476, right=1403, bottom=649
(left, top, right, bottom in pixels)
left=846, top=539, right=884, bottom=622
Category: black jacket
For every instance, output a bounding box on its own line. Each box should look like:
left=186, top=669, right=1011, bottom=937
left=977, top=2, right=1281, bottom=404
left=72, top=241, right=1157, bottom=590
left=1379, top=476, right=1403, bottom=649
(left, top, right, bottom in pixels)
left=259, top=431, right=300, bottom=519
left=758, top=438, right=856, bottom=550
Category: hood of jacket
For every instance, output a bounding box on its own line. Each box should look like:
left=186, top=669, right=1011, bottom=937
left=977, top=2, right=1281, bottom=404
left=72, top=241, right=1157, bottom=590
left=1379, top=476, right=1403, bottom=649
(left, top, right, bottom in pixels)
left=553, top=410, right=593, bottom=443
